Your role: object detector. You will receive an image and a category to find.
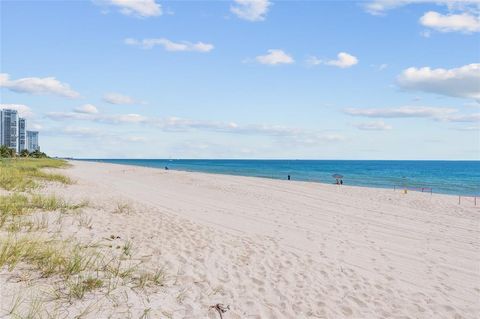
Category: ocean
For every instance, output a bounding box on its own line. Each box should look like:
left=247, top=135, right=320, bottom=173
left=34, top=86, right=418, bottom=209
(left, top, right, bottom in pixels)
left=79, top=159, right=480, bottom=196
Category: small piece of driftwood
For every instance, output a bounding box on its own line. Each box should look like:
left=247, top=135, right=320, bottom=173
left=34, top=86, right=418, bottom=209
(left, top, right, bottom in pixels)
left=210, top=304, right=230, bottom=319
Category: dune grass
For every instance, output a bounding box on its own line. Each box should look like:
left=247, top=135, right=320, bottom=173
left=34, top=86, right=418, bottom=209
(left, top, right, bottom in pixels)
left=0, top=234, right=167, bottom=302
left=0, top=157, right=168, bottom=315
left=0, top=193, right=87, bottom=227
left=0, top=236, right=101, bottom=278
left=0, top=158, right=71, bottom=191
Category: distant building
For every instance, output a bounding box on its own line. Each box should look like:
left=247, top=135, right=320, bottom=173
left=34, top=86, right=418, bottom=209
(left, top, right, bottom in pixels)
left=27, top=131, right=40, bottom=152
left=18, top=117, right=27, bottom=152
left=0, top=108, right=38, bottom=154
left=0, top=109, right=18, bottom=150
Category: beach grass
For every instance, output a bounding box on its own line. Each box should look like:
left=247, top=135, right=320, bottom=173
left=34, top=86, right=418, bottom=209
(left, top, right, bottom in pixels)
left=0, top=158, right=72, bottom=191
left=66, top=276, right=103, bottom=300
left=0, top=159, right=170, bottom=316
left=0, top=236, right=101, bottom=278
left=0, top=193, right=88, bottom=228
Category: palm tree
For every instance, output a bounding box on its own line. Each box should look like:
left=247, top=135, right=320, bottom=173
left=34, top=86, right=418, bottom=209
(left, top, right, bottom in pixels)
left=19, top=149, right=30, bottom=157
left=0, top=145, right=15, bottom=158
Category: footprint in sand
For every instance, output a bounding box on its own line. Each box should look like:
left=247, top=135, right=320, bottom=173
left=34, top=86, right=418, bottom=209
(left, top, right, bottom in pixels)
left=341, top=306, right=353, bottom=316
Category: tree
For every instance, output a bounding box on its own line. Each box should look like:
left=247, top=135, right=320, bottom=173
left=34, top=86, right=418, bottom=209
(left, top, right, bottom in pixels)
left=30, top=149, right=48, bottom=158
left=19, top=149, right=30, bottom=157
left=0, top=145, right=15, bottom=158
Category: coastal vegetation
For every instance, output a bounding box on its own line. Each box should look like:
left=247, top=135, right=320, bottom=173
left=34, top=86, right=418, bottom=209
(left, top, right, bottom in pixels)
left=0, top=145, right=48, bottom=158
left=0, top=158, right=72, bottom=191
left=0, top=158, right=167, bottom=317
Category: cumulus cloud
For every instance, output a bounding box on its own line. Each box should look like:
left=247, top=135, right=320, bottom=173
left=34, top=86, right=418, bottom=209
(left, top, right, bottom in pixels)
left=354, top=121, right=393, bottom=131
left=325, top=52, right=358, bottom=68
left=103, top=92, right=142, bottom=105
left=420, top=11, right=480, bottom=33
left=96, top=0, right=162, bottom=17
left=125, top=38, right=214, bottom=52
left=0, top=73, right=80, bottom=98
left=231, top=0, right=271, bottom=21
left=255, top=49, right=294, bottom=65
left=397, top=63, right=480, bottom=101
left=0, top=103, right=34, bottom=118
left=74, top=104, right=99, bottom=114
left=308, top=52, right=358, bottom=68
left=365, top=0, right=480, bottom=16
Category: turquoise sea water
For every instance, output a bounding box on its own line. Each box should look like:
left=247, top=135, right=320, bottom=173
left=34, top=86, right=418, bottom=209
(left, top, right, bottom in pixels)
left=79, top=159, right=480, bottom=196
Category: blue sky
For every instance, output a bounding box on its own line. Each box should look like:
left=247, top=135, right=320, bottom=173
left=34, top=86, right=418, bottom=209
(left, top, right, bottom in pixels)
left=1, top=0, right=479, bottom=159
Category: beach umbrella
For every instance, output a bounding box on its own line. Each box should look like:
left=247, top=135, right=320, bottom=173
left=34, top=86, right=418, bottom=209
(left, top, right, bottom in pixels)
left=332, top=173, right=343, bottom=179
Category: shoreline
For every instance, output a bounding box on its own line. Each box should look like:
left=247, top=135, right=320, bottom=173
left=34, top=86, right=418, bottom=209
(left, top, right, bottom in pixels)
left=74, top=158, right=479, bottom=198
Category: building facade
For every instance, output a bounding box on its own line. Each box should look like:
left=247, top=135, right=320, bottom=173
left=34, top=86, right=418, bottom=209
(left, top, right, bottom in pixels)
left=27, top=131, right=40, bottom=152
left=0, top=108, right=39, bottom=154
left=18, top=117, right=27, bottom=152
left=0, top=109, right=18, bottom=150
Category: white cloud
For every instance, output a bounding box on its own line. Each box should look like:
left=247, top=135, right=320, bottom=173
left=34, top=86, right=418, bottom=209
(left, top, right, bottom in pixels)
left=397, top=63, right=480, bottom=101
left=156, top=117, right=344, bottom=145
left=0, top=73, right=80, bottom=98
left=365, top=0, right=411, bottom=15
left=231, top=0, right=271, bottom=21
left=443, top=113, right=480, bottom=122
left=0, top=104, right=34, bottom=118
left=345, top=106, right=457, bottom=118
left=420, top=11, right=480, bottom=32
left=103, top=92, right=142, bottom=105
left=255, top=49, right=294, bottom=65
left=354, top=121, right=393, bottom=131
left=345, top=105, right=479, bottom=123
left=74, top=104, right=99, bottom=114
left=97, top=0, right=162, bottom=17
left=365, top=1, right=480, bottom=15
left=45, top=112, right=344, bottom=146
left=306, top=56, right=322, bottom=66
left=325, top=52, right=358, bottom=68
left=125, top=38, right=214, bottom=52
left=308, top=52, right=359, bottom=68
left=46, top=112, right=147, bottom=124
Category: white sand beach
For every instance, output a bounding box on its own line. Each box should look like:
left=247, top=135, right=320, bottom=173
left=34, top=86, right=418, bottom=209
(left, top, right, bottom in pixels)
left=1, top=160, right=479, bottom=319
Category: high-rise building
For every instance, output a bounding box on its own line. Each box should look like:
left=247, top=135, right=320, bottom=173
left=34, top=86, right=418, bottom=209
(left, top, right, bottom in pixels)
left=0, top=109, right=18, bottom=150
left=0, top=110, right=3, bottom=146
left=18, top=118, right=27, bottom=152
left=27, top=131, right=40, bottom=152
left=0, top=108, right=38, bottom=154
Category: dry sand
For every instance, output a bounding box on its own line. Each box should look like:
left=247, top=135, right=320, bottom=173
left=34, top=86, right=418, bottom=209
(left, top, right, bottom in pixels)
left=1, top=160, right=479, bottom=318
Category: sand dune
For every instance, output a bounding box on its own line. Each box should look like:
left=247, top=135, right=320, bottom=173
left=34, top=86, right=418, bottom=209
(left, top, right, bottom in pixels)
left=2, top=160, right=478, bottom=318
